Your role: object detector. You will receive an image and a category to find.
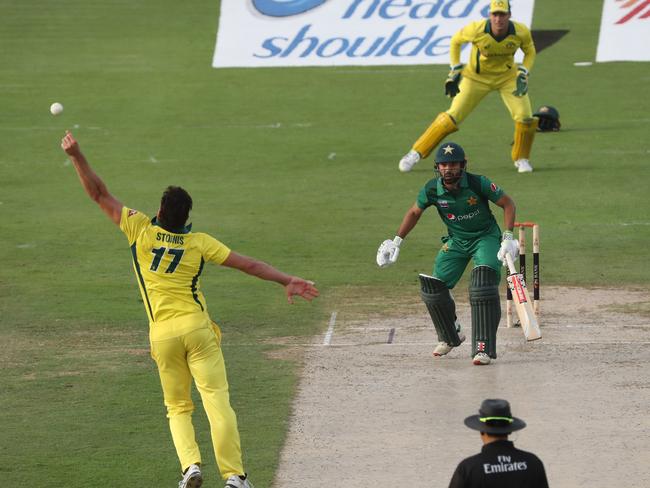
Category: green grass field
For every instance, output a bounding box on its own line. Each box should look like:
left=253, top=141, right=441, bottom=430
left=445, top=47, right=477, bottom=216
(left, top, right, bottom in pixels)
left=1, top=0, right=649, bottom=486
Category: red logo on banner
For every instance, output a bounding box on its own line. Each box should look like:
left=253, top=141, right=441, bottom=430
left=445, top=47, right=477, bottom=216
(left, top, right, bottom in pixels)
left=616, top=0, right=650, bottom=24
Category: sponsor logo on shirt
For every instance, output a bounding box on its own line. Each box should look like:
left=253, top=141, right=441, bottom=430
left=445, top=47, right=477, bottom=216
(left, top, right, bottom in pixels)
left=128, top=209, right=138, bottom=217
left=490, top=183, right=499, bottom=192
left=438, top=200, right=449, bottom=208
left=484, top=456, right=528, bottom=474
left=447, top=209, right=481, bottom=221
left=456, top=209, right=481, bottom=221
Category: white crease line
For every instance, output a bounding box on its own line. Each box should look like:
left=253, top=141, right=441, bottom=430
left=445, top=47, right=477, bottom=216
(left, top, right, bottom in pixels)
left=323, top=311, right=338, bottom=346
left=307, top=340, right=650, bottom=347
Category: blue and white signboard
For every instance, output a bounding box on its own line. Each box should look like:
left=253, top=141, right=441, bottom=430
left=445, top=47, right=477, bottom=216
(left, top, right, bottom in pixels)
left=212, top=0, right=535, bottom=68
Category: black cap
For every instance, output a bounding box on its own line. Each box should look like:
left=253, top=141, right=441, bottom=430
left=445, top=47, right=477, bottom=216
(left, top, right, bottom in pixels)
left=464, top=399, right=526, bottom=434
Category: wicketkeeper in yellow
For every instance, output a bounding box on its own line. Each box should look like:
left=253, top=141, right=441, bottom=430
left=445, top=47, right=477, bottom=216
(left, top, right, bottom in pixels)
left=399, top=0, right=538, bottom=174
left=61, top=132, right=319, bottom=488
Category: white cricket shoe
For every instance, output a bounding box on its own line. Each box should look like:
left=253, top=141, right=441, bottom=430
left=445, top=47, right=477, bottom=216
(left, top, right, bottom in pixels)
left=399, top=150, right=421, bottom=172
left=179, top=464, right=202, bottom=488
left=225, top=475, right=254, bottom=488
left=472, top=352, right=491, bottom=366
left=514, top=159, right=533, bottom=173
left=433, top=333, right=466, bottom=357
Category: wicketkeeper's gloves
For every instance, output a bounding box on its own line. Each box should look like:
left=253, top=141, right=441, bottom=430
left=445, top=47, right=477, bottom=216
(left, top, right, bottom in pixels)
left=512, top=66, right=529, bottom=97
left=444, top=64, right=464, bottom=98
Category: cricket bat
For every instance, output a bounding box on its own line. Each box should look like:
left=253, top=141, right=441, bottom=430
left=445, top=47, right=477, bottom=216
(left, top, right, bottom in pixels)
left=505, top=253, right=542, bottom=341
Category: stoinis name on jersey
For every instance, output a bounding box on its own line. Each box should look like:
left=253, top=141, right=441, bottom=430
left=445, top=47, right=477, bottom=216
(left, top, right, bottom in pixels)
left=156, top=233, right=184, bottom=245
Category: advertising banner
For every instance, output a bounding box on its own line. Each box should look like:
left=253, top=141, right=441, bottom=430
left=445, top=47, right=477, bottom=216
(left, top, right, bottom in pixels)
left=213, top=0, right=535, bottom=68
left=597, top=0, right=650, bottom=62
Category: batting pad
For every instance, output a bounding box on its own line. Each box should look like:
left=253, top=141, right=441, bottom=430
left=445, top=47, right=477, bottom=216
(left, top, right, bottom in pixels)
left=469, top=266, right=501, bottom=358
left=419, top=274, right=463, bottom=346
left=413, top=112, right=458, bottom=159
left=511, top=117, right=538, bottom=161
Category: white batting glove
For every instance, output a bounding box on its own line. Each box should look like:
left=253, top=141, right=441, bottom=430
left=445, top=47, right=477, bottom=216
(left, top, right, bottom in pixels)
left=376, top=236, right=403, bottom=268
left=497, top=231, right=520, bottom=266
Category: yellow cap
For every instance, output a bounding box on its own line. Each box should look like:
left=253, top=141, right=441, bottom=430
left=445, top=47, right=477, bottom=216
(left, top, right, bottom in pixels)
left=490, top=0, right=510, bottom=13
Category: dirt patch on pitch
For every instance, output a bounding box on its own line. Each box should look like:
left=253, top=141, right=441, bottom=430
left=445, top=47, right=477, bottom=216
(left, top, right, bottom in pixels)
left=273, top=286, right=650, bottom=488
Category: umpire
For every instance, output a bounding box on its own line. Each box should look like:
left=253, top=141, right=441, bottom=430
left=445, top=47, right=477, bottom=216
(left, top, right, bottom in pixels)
left=449, top=399, right=549, bottom=488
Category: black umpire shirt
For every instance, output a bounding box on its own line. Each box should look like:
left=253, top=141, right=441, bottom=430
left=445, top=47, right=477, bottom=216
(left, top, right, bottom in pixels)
left=449, top=440, right=549, bottom=488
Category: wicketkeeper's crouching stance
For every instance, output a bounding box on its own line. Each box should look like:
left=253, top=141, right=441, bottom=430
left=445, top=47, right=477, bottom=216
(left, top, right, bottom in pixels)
left=378, top=142, right=519, bottom=365
left=61, top=132, right=319, bottom=488
left=398, top=0, right=538, bottom=174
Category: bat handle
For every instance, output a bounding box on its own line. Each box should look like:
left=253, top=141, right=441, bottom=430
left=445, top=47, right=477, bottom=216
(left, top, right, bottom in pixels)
left=505, top=252, right=518, bottom=275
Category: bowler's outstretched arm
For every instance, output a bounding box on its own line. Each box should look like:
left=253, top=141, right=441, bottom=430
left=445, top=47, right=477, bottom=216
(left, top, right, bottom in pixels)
left=222, top=252, right=319, bottom=304
left=61, top=131, right=123, bottom=225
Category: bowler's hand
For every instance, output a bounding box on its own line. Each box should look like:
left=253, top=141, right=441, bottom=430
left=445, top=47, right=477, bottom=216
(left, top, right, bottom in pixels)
left=61, top=131, right=81, bottom=156
left=285, top=277, right=319, bottom=304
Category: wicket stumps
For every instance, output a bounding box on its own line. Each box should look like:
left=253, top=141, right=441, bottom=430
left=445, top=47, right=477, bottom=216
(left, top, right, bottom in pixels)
left=506, top=222, right=540, bottom=328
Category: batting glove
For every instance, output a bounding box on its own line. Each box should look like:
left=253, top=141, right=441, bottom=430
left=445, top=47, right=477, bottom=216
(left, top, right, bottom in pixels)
left=376, top=236, right=403, bottom=268
left=497, top=231, right=520, bottom=266
left=512, top=66, right=529, bottom=97
left=444, top=64, right=464, bottom=98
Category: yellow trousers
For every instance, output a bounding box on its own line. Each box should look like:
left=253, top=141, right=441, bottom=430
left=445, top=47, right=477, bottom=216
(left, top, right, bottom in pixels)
left=447, top=75, right=532, bottom=124
left=150, top=319, right=244, bottom=480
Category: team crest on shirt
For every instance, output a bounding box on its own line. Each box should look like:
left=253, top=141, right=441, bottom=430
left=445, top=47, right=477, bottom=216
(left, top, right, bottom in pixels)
left=490, top=183, right=499, bottom=192
left=438, top=200, right=449, bottom=208
left=467, top=196, right=478, bottom=206
left=128, top=209, right=138, bottom=217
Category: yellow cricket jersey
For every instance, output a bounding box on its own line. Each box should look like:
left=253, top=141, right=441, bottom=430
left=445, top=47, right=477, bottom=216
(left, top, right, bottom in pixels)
left=450, top=20, right=535, bottom=82
left=119, top=207, right=231, bottom=336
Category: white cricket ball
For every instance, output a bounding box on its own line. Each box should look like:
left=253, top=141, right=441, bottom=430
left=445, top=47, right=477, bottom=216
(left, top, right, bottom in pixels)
left=50, top=102, right=64, bottom=116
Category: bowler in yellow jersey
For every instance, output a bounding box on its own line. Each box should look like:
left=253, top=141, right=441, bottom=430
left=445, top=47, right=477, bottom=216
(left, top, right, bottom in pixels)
left=399, top=0, right=538, bottom=174
left=61, top=131, right=319, bottom=488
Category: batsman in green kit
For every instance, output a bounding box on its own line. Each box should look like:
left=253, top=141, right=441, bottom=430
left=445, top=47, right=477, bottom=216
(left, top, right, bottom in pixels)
left=378, top=142, right=520, bottom=365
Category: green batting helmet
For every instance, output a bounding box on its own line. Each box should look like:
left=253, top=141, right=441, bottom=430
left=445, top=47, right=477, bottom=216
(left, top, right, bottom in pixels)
left=533, top=105, right=561, bottom=131
left=434, top=142, right=466, bottom=164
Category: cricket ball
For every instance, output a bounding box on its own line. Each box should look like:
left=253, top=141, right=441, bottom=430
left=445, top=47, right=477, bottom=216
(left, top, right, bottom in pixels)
left=50, top=102, right=64, bottom=116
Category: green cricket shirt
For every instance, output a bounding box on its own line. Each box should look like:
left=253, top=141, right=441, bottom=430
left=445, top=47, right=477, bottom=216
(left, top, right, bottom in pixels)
left=416, top=172, right=505, bottom=239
